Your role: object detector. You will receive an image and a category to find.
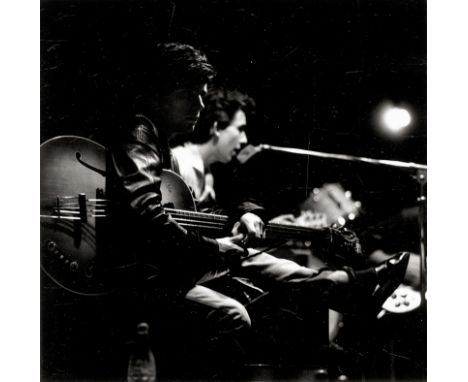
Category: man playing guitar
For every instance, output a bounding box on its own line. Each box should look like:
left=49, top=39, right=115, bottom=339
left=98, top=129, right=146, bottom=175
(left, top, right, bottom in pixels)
left=104, top=43, right=409, bottom=378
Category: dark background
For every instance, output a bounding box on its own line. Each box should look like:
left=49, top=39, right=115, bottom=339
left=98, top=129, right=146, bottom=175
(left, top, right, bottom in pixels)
left=41, top=0, right=426, bottom=223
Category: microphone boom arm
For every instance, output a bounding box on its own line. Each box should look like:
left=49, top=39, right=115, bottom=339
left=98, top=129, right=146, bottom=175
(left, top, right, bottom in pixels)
left=259, top=144, right=427, bottom=171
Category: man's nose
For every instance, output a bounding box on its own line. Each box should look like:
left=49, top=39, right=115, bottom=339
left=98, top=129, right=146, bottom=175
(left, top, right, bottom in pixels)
left=239, top=131, right=248, bottom=144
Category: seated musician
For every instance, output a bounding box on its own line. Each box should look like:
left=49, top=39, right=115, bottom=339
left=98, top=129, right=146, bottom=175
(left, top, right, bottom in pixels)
left=105, top=42, right=410, bottom=378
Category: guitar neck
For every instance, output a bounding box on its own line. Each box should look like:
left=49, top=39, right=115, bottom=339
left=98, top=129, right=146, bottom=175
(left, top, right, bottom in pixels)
left=165, top=207, right=330, bottom=240
left=264, top=221, right=330, bottom=241
left=161, top=169, right=332, bottom=241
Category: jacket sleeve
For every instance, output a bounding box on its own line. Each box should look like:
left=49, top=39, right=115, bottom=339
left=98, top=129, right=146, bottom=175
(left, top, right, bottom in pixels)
left=109, top=136, right=220, bottom=267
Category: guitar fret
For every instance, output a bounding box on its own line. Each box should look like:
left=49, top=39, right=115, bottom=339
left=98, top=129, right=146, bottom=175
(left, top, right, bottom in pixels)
left=169, top=216, right=228, bottom=224
left=166, top=208, right=228, bottom=217
left=171, top=217, right=225, bottom=228
left=166, top=209, right=228, bottom=222
left=177, top=223, right=224, bottom=231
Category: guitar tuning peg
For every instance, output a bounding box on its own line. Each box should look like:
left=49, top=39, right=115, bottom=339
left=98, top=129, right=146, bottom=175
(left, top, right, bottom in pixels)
left=344, top=190, right=352, bottom=199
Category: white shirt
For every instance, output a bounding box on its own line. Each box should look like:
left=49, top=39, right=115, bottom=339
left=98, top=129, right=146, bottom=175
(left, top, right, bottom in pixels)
left=171, top=143, right=216, bottom=205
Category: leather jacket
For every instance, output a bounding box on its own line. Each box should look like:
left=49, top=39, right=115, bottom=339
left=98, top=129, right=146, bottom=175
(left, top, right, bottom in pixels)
left=106, top=114, right=222, bottom=293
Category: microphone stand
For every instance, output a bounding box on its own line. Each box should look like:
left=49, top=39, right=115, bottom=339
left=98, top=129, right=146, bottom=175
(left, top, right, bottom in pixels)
left=259, top=144, right=427, bottom=308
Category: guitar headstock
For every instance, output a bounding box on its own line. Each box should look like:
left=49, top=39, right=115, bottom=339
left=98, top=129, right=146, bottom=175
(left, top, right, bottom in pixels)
left=301, top=183, right=362, bottom=227
left=269, top=211, right=329, bottom=229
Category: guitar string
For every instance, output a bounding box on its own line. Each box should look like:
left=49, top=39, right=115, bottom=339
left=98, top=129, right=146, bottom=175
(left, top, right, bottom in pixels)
left=54, top=207, right=332, bottom=237
left=165, top=208, right=331, bottom=232
left=49, top=200, right=335, bottom=239
left=174, top=221, right=225, bottom=229
left=51, top=200, right=329, bottom=232
left=47, top=211, right=333, bottom=239
left=166, top=209, right=228, bottom=221
left=175, top=221, right=333, bottom=243
left=172, top=217, right=331, bottom=237
left=167, top=211, right=331, bottom=235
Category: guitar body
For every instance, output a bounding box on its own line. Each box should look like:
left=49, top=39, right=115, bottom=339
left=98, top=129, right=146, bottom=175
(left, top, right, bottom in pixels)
left=41, top=136, right=110, bottom=295
left=40, top=136, right=198, bottom=295
left=160, top=170, right=197, bottom=211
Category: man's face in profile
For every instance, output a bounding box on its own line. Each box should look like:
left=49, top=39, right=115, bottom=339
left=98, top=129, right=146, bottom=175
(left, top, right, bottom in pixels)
left=159, top=83, right=208, bottom=136
left=215, top=109, right=248, bottom=163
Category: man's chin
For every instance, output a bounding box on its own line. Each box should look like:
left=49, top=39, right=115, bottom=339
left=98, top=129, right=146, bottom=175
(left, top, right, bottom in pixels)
left=225, top=154, right=236, bottom=163
left=178, top=122, right=196, bottom=133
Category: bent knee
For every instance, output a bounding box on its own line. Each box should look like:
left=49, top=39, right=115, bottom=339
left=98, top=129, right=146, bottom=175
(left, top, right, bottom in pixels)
left=225, top=300, right=252, bottom=329
left=208, top=299, right=251, bottom=332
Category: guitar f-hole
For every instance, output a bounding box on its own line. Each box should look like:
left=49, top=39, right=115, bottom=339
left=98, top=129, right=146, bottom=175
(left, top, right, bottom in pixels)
left=75, top=151, right=106, bottom=177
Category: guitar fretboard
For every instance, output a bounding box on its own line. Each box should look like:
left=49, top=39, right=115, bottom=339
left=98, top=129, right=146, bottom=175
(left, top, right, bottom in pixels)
left=165, top=207, right=331, bottom=240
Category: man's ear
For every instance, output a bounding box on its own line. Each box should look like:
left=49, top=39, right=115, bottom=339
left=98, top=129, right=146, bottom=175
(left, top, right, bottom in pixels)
left=210, top=122, right=220, bottom=138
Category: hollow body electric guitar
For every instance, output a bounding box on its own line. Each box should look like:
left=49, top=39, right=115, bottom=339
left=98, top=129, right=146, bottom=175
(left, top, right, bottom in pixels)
left=41, top=136, right=109, bottom=295
left=41, top=136, right=363, bottom=296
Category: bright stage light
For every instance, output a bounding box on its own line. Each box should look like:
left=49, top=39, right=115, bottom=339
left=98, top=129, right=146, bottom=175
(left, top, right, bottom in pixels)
left=381, top=106, right=412, bottom=132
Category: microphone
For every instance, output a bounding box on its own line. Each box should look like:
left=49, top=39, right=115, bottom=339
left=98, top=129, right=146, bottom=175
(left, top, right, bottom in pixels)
left=236, top=144, right=263, bottom=164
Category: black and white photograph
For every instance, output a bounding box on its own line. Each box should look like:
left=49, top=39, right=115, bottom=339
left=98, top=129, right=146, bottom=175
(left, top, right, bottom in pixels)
left=37, top=0, right=430, bottom=380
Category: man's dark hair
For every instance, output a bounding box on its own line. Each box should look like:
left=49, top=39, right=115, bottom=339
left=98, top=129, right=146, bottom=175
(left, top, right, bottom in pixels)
left=134, top=42, right=216, bottom=101
left=190, top=87, right=256, bottom=143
